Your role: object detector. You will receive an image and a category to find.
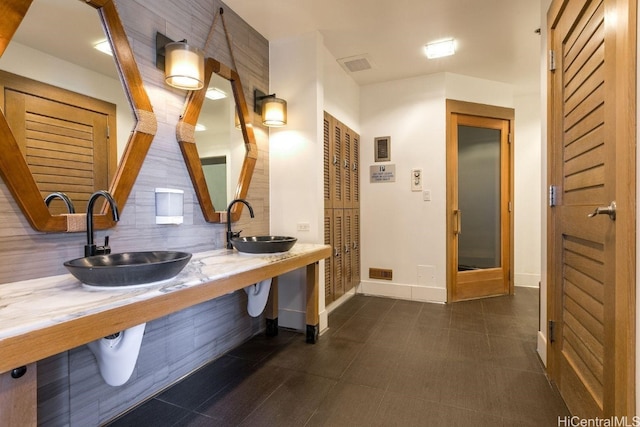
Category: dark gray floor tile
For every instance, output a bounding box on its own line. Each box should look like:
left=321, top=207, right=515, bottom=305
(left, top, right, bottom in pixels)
left=171, top=412, right=219, bottom=427
left=305, top=382, right=385, bottom=426
left=265, top=336, right=364, bottom=380
left=105, top=399, right=192, bottom=427
left=485, top=312, right=539, bottom=342
left=446, top=328, right=491, bottom=361
left=330, top=313, right=382, bottom=343
left=194, top=364, right=292, bottom=424
left=238, top=372, right=336, bottom=426
left=494, top=368, right=570, bottom=426
left=404, top=324, right=450, bottom=360
left=450, top=298, right=485, bottom=315
left=341, top=342, right=402, bottom=390
left=416, top=302, right=452, bottom=330
left=227, top=329, right=299, bottom=363
left=374, top=391, right=505, bottom=427
left=487, top=335, right=543, bottom=372
left=449, top=310, right=487, bottom=334
left=353, top=296, right=396, bottom=318
left=330, top=295, right=369, bottom=318
left=366, top=314, right=413, bottom=349
left=156, top=355, right=255, bottom=410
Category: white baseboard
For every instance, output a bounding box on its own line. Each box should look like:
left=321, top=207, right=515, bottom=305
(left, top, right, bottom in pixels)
left=515, top=273, right=541, bottom=288
left=537, top=330, right=547, bottom=367
left=357, top=280, right=446, bottom=303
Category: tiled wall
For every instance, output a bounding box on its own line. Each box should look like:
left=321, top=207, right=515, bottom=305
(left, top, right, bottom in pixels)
left=0, top=0, right=270, bottom=425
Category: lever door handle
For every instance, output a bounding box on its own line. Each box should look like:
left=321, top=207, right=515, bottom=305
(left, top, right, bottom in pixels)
left=587, top=201, right=616, bottom=220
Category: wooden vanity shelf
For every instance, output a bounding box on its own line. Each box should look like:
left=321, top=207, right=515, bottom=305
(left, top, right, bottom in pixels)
left=0, top=243, right=330, bottom=426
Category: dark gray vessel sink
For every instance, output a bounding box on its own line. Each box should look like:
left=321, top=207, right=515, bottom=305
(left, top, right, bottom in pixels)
left=231, top=236, right=297, bottom=254
left=64, top=251, right=192, bottom=287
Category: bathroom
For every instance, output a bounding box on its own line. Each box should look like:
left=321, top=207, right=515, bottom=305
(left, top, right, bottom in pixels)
left=0, top=0, right=596, bottom=424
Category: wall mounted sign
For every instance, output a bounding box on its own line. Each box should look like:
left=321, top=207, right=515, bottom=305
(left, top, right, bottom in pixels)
left=370, top=164, right=396, bottom=183
left=374, top=136, right=391, bottom=162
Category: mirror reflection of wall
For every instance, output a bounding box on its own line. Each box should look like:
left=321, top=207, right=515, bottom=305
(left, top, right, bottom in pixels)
left=195, top=72, right=244, bottom=208
left=0, top=0, right=134, bottom=213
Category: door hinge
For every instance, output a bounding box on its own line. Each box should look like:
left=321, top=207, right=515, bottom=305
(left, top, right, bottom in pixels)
left=508, top=133, right=513, bottom=144
left=549, top=185, right=557, bottom=207
left=549, top=50, right=556, bottom=71
left=549, top=320, right=556, bottom=343
left=508, top=201, right=513, bottom=212
left=106, top=123, right=110, bottom=139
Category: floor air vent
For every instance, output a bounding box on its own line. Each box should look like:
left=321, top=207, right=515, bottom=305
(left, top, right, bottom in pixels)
left=369, top=268, right=393, bottom=280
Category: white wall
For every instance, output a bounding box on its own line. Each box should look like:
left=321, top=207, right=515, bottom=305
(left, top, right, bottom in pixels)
left=269, top=31, right=326, bottom=330
left=269, top=32, right=361, bottom=331
left=360, top=73, right=447, bottom=301
left=359, top=72, right=520, bottom=302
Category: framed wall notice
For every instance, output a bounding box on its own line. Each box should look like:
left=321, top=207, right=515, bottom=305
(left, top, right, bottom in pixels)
left=374, top=136, right=391, bottom=162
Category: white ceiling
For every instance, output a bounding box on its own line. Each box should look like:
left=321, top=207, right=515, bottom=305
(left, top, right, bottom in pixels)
left=223, top=0, right=544, bottom=93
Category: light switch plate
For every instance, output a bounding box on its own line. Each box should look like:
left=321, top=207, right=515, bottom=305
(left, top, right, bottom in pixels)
left=297, top=222, right=310, bottom=232
left=411, top=168, right=423, bottom=191
left=423, top=190, right=431, bottom=201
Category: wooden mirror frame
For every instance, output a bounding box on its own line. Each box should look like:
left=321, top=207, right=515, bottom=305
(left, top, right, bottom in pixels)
left=177, top=57, right=258, bottom=223
left=0, top=0, right=156, bottom=232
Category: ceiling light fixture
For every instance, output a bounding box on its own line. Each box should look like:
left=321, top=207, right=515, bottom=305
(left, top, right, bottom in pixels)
left=205, top=87, right=228, bottom=100
left=155, top=32, right=204, bottom=90
left=254, top=89, right=287, bottom=127
left=93, top=40, right=113, bottom=56
left=424, top=38, right=456, bottom=59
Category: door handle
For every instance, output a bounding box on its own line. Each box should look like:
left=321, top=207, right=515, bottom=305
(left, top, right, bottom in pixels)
left=454, top=210, right=462, bottom=235
left=587, top=201, right=616, bottom=220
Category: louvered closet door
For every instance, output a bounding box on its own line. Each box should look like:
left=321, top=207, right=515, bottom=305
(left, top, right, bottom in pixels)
left=351, top=132, right=360, bottom=206
left=324, top=208, right=335, bottom=304
left=332, top=119, right=344, bottom=210
left=323, top=112, right=333, bottom=209
left=343, top=209, right=353, bottom=292
left=351, top=209, right=361, bottom=288
left=547, top=0, right=635, bottom=418
left=332, top=208, right=345, bottom=300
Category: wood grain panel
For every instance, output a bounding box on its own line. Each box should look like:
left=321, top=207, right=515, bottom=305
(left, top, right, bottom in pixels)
left=564, top=126, right=604, bottom=160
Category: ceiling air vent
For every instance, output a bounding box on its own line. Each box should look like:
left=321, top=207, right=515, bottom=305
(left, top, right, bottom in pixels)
left=337, top=54, right=374, bottom=73
left=369, top=268, right=393, bottom=281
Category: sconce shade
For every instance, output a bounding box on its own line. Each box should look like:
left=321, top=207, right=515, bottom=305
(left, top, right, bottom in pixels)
left=164, top=42, right=204, bottom=90
left=262, top=97, right=287, bottom=127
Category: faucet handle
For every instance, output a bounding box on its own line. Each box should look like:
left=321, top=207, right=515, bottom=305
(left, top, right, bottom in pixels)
left=231, top=230, right=242, bottom=239
left=95, top=235, right=111, bottom=255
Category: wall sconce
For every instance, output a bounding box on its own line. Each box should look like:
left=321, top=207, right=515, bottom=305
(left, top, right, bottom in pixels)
left=156, top=32, right=204, bottom=90
left=254, top=89, right=287, bottom=127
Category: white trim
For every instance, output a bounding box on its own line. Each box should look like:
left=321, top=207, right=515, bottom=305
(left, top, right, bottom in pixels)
left=537, top=330, right=547, bottom=367
left=515, top=273, right=540, bottom=288
left=357, top=280, right=446, bottom=303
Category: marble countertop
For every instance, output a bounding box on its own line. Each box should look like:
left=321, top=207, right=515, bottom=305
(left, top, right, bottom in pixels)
left=0, top=243, right=330, bottom=373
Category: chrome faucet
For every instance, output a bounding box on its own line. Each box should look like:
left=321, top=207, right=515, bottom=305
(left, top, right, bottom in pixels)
left=85, top=190, right=120, bottom=257
left=44, top=192, right=76, bottom=213
left=226, top=198, right=254, bottom=249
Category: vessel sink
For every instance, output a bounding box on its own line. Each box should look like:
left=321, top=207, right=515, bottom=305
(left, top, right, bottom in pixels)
left=231, top=236, right=297, bottom=254
left=64, top=251, right=192, bottom=288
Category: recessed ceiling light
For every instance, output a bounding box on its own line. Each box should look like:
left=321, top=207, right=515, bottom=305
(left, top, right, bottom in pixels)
left=424, top=39, right=456, bottom=59
left=94, top=40, right=113, bottom=56
left=205, top=87, right=227, bottom=100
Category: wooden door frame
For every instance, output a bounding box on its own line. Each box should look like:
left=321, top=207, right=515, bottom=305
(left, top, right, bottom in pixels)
left=546, top=0, right=636, bottom=417
left=446, top=99, right=515, bottom=302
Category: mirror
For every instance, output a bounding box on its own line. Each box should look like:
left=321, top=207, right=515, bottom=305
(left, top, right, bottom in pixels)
left=0, top=0, right=156, bottom=232
left=177, top=57, right=257, bottom=223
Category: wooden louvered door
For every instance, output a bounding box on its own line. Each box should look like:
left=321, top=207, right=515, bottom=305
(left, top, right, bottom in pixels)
left=1, top=71, right=116, bottom=214
left=547, top=0, right=635, bottom=418
left=324, top=112, right=360, bottom=304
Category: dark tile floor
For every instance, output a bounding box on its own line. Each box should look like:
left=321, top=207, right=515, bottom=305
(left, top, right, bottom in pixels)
left=106, top=288, right=569, bottom=426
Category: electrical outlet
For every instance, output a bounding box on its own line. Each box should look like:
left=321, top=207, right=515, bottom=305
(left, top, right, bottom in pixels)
left=297, top=222, right=310, bottom=232
left=411, top=168, right=423, bottom=191
left=423, top=190, right=431, bottom=201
